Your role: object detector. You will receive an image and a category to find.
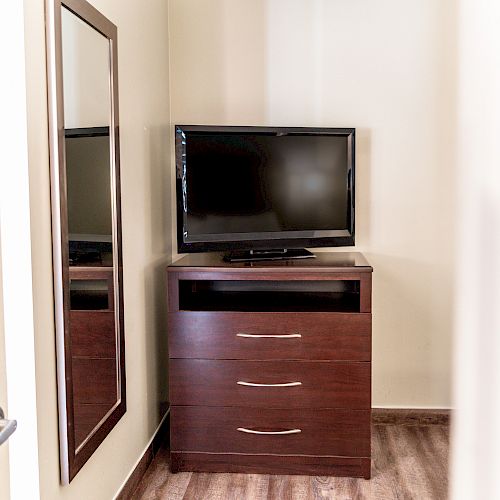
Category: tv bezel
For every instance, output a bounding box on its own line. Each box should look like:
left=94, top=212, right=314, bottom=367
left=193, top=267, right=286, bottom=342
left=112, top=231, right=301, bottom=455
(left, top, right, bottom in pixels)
left=175, top=125, right=355, bottom=253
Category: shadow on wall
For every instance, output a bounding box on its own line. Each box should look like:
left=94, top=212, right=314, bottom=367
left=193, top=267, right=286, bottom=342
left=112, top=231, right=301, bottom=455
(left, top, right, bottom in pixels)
left=148, top=125, right=172, bottom=256
left=354, top=128, right=371, bottom=248
left=144, top=124, right=172, bottom=426
left=144, top=256, right=170, bottom=423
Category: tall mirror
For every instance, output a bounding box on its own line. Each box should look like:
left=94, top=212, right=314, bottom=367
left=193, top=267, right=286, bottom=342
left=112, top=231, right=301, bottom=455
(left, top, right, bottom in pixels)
left=46, top=0, right=125, bottom=483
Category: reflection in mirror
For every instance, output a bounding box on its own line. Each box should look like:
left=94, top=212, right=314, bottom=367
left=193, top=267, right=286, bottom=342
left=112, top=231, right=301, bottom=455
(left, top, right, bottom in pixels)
left=65, top=129, right=113, bottom=266
left=69, top=270, right=117, bottom=450
left=62, top=7, right=112, bottom=266
left=69, top=278, right=111, bottom=310
left=62, top=7, right=110, bottom=129
left=62, top=5, right=118, bottom=456
left=46, top=0, right=125, bottom=483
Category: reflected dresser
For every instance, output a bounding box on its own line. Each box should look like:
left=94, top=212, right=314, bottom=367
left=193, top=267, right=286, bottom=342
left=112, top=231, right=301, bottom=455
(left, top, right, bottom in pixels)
left=167, top=252, right=372, bottom=478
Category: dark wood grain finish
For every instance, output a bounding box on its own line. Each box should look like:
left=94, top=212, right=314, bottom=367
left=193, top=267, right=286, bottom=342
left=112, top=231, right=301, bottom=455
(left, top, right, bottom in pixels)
left=69, top=267, right=115, bottom=312
left=167, top=271, right=180, bottom=313
left=169, top=312, right=371, bottom=361
left=372, top=408, right=451, bottom=426
left=169, top=251, right=372, bottom=271
left=70, top=311, right=116, bottom=357
left=72, top=358, right=117, bottom=404
left=171, top=406, right=370, bottom=458
left=170, top=453, right=371, bottom=479
left=360, top=273, right=372, bottom=313
left=166, top=252, right=372, bottom=477
left=74, top=403, right=114, bottom=447
left=170, top=360, right=370, bottom=409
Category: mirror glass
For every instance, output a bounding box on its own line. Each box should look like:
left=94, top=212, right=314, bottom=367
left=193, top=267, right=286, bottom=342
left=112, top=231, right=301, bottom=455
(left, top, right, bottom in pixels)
left=48, top=0, right=125, bottom=481
left=61, top=6, right=120, bottom=452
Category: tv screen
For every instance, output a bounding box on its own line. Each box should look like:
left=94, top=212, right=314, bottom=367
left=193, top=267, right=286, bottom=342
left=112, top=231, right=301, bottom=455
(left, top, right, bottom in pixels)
left=176, top=126, right=355, bottom=254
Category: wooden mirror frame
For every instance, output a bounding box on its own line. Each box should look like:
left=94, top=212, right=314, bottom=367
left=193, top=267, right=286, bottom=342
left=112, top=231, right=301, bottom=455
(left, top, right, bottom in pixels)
left=45, top=0, right=126, bottom=483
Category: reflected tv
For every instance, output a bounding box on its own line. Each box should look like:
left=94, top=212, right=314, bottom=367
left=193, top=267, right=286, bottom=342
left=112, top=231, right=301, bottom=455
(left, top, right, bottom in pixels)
left=175, top=125, right=355, bottom=261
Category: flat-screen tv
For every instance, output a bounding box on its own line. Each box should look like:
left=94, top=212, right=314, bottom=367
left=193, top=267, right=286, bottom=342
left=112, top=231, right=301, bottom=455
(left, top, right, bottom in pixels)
left=175, top=125, right=355, bottom=260
left=65, top=127, right=113, bottom=266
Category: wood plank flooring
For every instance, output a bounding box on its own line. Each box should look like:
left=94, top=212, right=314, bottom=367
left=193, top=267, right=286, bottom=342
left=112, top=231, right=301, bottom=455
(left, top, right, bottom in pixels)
left=131, top=422, right=449, bottom=500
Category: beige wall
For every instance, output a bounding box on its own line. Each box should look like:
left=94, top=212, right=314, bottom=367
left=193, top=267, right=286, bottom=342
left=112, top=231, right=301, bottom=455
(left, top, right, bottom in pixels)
left=24, top=0, right=171, bottom=498
left=62, top=8, right=110, bottom=129
left=0, top=248, right=10, bottom=500
left=169, top=0, right=456, bottom=408
left=19, top=1, right=456, bottom=496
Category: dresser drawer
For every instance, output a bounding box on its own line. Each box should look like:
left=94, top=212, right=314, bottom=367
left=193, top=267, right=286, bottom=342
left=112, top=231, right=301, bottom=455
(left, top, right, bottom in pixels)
left=171, top=406, right=371, bottom=457
left=170, top=359, right=370, bottom=409
left=168, top=312, right=371, bottom=361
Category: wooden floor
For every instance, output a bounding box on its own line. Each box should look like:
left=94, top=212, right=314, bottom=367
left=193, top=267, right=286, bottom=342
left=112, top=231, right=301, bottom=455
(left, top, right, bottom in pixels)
left=132, top=422, right=449, bottom=500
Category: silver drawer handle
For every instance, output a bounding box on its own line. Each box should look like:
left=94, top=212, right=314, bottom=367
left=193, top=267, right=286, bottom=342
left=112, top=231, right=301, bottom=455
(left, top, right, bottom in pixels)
left=237, top=333, right=301, bottom=339
left=237, top=381, right=302, bottom=387
left=237, top=427, right=301, bottom=435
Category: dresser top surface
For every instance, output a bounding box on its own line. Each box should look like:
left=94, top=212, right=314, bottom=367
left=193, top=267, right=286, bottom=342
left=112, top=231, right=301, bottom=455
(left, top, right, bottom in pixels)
left=168, top=252, right=372, bottom=272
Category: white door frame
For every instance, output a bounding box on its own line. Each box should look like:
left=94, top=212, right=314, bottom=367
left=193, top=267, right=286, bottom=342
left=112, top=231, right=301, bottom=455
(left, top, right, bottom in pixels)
left=0, top=1, right=41, bottom=499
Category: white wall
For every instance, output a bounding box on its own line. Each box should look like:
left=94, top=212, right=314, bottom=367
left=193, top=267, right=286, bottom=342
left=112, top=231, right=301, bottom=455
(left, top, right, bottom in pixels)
left=1, top=1, right=41, bottom=496
left=169, top=0, right=457, bottom=408
left=24, top=0, right=171, bottom=498
left=451, top=1, right=500, bottom=498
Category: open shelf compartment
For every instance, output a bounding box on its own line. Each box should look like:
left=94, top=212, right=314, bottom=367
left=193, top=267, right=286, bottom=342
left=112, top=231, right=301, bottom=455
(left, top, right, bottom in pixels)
left=178, top=279, right=361, bottom=313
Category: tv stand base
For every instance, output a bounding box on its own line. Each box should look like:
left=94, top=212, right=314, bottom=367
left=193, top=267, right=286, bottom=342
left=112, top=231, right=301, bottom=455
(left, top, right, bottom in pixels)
left=223, top=248, right=315, bottom=262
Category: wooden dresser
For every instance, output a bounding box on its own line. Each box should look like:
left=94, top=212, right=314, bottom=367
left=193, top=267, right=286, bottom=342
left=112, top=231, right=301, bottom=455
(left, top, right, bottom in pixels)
left=167, top=252, right=372, bottom=478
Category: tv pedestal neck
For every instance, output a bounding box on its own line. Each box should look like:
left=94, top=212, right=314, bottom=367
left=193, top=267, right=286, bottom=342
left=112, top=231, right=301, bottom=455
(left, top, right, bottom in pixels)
left=166, top=251, right=373, bottom=478
left=224, top=248, right=315, bottom=262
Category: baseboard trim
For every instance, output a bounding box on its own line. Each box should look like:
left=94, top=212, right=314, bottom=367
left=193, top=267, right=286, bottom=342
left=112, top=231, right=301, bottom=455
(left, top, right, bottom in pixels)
left=372, top=408, right=450, bottom=426
left=114, top=408, right=170, bottom=500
